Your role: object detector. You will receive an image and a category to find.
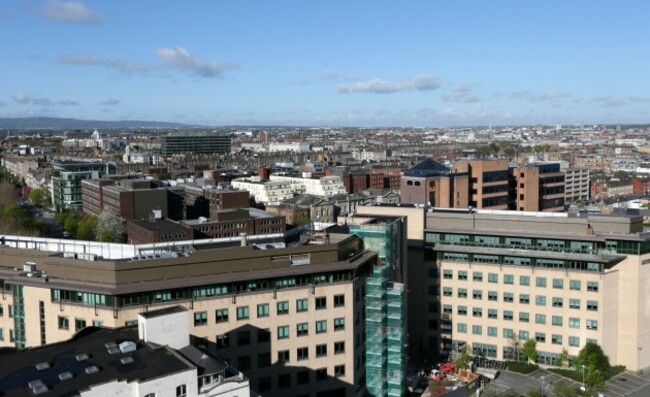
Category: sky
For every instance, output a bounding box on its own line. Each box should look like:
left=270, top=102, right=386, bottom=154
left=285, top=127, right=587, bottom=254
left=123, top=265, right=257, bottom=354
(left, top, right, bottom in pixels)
left=1, top=1, right=650, bottom=127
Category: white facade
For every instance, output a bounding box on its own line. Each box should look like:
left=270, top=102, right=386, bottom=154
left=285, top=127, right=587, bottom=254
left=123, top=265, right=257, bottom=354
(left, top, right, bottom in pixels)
left=231, top=177, right=294, bottom=205
left=564, top=168, right=590, bottom=202
left=269, top=175, right=347, bottom=197
left=268, top=142, right=311, bottom=153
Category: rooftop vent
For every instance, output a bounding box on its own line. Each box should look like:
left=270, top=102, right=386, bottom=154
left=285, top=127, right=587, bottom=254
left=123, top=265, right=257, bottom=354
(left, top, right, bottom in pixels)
left=58, top=372, right=73, bottom=381
left=75, top=353, right=89, bottom=362
left=104, top=342, right=117, bottom=350
left=35, top=362, right=50, bottom=371
left=107, top=347, right=120, bottom=355
left=84, top=366, right=99, bottom=374
left=119, top=341, right=137, bottom=353
left=23, top=262, right=37, bottom=273
left=120, top=356, right=135, bottom=365
left=28, top=380, right=48, bottom=395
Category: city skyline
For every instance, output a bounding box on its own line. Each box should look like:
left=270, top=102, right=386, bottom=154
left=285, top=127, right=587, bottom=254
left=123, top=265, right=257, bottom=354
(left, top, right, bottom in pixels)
left=2, top=1, right=650, bottom=127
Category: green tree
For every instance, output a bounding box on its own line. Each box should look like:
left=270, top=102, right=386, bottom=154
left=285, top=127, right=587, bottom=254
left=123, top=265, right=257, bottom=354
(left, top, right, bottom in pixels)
left=28, top=188, right=50, bottom=207
left=96, top=208, right=126, bottom=243
left=76, top=215, right=98, bottom=241
left=584, top=368, right=605, bottom=393
left=559, top=348, right=570, bottom=368
left=4, top=204, right=29, bottom=221
left=522, top=339, right=538, bottom=363
left=452, top=344, right=472, bottom=370
left=575, top=343, right=611, bottom=375
left=553, top=382, right=579, bottom=397
left=64, top=216, right=79, bottom=235
left=56, top=211, right=70, bottom=225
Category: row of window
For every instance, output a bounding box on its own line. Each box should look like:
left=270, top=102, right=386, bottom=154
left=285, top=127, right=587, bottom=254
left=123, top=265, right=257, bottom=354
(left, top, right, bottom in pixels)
left=452, top=314, right=598, bottom=330
left=196, top=296, right=344, bottom=325
left=443, top=271, right=599, bottom=291
left=455, top=325, right=596, bottom=347
left=213, top=319, right=346, bottom=348
left=57, top=316, right=103, bottom=331
left=441, top=291, right=598, bottom=310
left=256, top=367, right=346, bottom=392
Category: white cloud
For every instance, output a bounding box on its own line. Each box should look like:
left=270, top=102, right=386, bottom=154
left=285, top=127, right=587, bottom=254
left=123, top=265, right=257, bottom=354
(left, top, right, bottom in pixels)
left=11, top=93, right=78, bottom=106
left=442, top=84, right=481, bottom=103
left=336, top=74, right=441, bottom=94
left=57, top=53, right=152, bottom=75
left=155, top=46, right=236, bottom=78
left=98, top=98, right=120, bottom=106
left=511, top=90, right=569, bottom=102
left=32, top=0, right=102, bottom=24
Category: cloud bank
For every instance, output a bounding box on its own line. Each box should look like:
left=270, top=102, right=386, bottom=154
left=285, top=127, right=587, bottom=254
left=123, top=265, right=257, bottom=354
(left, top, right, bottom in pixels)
left=155, top=46, right=236, bottom=78
left=337, top=74, right=440, bottom=94
left=32, top=0, right=102, bottom=24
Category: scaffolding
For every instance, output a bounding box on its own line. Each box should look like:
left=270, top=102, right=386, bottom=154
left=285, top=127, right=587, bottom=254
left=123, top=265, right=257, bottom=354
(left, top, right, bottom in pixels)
left=350, top=223, right=406, bottom=397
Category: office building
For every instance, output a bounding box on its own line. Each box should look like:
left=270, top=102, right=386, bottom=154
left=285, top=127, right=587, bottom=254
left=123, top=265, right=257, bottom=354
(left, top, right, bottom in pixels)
left=400, top=159, right=469, bottom=207
left=269, top=174, right=347, bottom=197
left=0, top=306, right=252, bottom=397
left=563, top=168, right=590, bottom=203
left=511, top=162, right=565, bottom=212
left=452, top=159, right=510, bottom=210
left=51, top=161, right=117, bottom=212
left=231, top=177, right=294, bottom=206
left=0, top=231, right=375, bottom=397
left=161, top=134, right=231, bottom=157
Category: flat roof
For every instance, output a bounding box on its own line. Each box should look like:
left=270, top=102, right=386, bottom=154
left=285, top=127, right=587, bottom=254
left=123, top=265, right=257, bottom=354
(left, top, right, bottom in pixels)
left=0, top=327, right=192, bottom=397
left=139, top=305, right=187, bottom=319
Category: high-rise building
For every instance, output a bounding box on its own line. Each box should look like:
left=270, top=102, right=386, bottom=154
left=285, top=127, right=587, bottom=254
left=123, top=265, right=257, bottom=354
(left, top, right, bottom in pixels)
left=161, top=134, right=231, bottom=157
left=452, top=159, right=510, bottom=210
left=510, top=162, right=565, bottom=212
left=50, top=161, right=117, bottom=212
left=563, top=168, right=590, bottom=203
left=400, top=159, right=469, bottom=207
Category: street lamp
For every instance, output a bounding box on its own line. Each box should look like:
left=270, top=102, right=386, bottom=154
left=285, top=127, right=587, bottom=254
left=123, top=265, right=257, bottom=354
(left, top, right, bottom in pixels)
left=540, top=375, right=546, bottom=397
left=581, top=364, right=587, bottom=391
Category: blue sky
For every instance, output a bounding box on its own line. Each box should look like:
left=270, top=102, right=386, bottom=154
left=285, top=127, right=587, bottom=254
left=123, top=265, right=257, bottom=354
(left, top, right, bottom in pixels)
left=1, top=1, right=649, bottom=127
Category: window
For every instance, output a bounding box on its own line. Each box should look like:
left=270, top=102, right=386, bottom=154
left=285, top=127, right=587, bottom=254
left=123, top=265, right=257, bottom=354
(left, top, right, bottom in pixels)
left=316, top=368, right=328, bottom=381
left=297, top=347, right=309, bottom=360
left=278, top=350, right=289, bottom=362
left=443, top=304, right=452, bottom=314
left=316, top=344, right=327, bottom=357
left=335, top=365, right=346, bottom=377
left=457, top=323, right=467, bottom=333
left=535, top=296, right=546, bottom=306
left=334, top=341, right=345, bottom=354
left=458, top=271, right=468, bottom=280
left=277, top=301, right=289, bottom=315
left=334, top=294, right=345, bottom=307
left=472, top=308, right=482, bottom=317
left=569, top=336, right=580, bottom=347
left=334, top=318, right=345, bottom=331
left=258, top=377, right=272, bottom=392
left=552, top=297, right=563, bottom=308
left=297, top=370, right=310, bottom=385
left=503, top=310, right=513, bottom=320
left=176, top=385, right=187, bottom=397
left=519, top=276, right=530, bottom=286
left=488, top=309, right=498, bottom=319
left=277, top=325, right=289, bottom=339
left=519, top=330, right=529, bottom=340
left=552, top=278, right=564, bottom=289
left=504, top=292, right=514, bottom=303
left=297, top=323, right=309, bottom=336
left=488, top=273, right=498, bottom=283
left=587, top=338, right=597, bottom=345
left=535, top=314, right=546, bottom=324
left=316, top=320, right=327, bottom=333
left=587, top=281, right=599, bottom=292
left=315, top=296, right=327, bottom=310
left=552, top=334, right=563, bottom=345
left=569, top=318, right=580, bottom=328
left=488, top=291, right=498, bottom=301
left=256, top=303, right=269, bottom=317
left=237, top=306, right=249, bottom=320
left=458, top=288, right=468, bottom=298
left=535, top=333, right=546, bottom=343
left=569, top=299, right=580, bottom=309
left=473, top=290, right=482, bottom=300
left=536, top=277, right=547, bottom=287
left=552, top=316, right=563, bottom=326
left=216, top=333, right=229, bottom=348
left=569, top=280, right=581, bottom=290
left=278, top=374, right=291, bottom=388
left=296, top=298, right=308, bottom=312
left=0, top=328, right=3, bottom=341
left=503, top=328, right=513, bottom=338
left=443, top=287, right=452, bottom=297
left=473, top=272, right=483, bottom=282
left=472, top=325, right=482, bottom=335
left=586, top=320, right=598, bottom=330
left=519, top=312, right=529, bottom=323
left=258, top=328, right=271, bottom=343
left=194, top=311, right=207, bottom=326
left=215, top=309, right=229, bottom=323
left=238, top=356, right=251, bottom=370
left=58, top=316, right=69, bottom=330
left=75, top=318, right=86, bottom=331
left=587, top=300, right=598, bottom=311
left=457, top=306, right=467, bottom=315
left=488, top=327, right=497, bottom=337
left=444, top=269, right=453, bottom=279
left=237, top=330, right=250, bottom=346
left=504, top=274, right=514, bottom=284
left=519, top=294, right=530, bottom=304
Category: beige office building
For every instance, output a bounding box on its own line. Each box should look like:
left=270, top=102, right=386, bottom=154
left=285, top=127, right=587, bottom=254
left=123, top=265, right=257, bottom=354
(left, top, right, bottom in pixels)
left=0, top=233, right=375, bottom=397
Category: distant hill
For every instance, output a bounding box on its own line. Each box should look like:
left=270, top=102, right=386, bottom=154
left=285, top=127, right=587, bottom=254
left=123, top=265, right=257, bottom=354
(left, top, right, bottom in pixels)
left=0, top=117, right=196, bottom=130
